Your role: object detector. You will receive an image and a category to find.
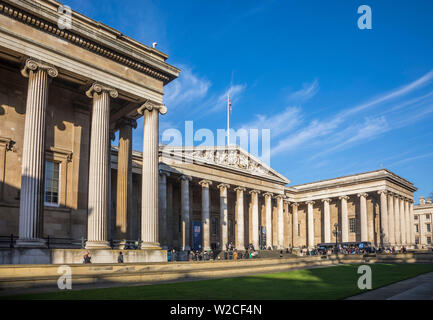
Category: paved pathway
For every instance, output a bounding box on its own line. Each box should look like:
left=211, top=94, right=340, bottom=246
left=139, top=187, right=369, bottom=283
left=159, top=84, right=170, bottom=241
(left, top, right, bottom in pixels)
left=347, top=271, right=433, bottom=300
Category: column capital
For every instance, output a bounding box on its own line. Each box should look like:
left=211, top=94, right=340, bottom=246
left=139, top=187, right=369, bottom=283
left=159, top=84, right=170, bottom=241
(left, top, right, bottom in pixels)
left=377, top=189, right=388, bottom=195
left=305, top=200, right=315, bottom=205
left=217, top=183, right=230, bottom=191
left=357, top=192, right=368, bottom=198
left=117, top=117, right=137, bottom=130
left=339, top=195, right=350, bottom=200
left=21, top=58, right=58, bottom=78
left=321, top=198, right=331, bottom=203
left=275, top=194, right=285, bottom=200
left=138, top=100, right=167, bottom=115
left=198, top=180, right=212, bottom=188
left=234, top=186, right=246, bottom=192
left=86, top=82, right=118, bottom=99
left=263, top=192, right=273, bottom=198
left=178, top=175, right=192, bottom=182
left=291, top=202, right=299, bottom=208
left=159, top=169, right=171, bottom=177
left=249, top=189, right=261, bottom=195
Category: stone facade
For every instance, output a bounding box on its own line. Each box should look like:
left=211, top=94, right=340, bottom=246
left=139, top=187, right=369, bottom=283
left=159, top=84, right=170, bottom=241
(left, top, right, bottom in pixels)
left=0, top=0, right=419, bottom=260
left=0, top=0, right=179, bottom=256
left=414, top=197, right=433, bottom=249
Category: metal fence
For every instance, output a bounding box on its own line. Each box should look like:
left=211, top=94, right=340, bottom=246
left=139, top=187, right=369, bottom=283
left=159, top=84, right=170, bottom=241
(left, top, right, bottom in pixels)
left=0, top=235, right=143, bottom=250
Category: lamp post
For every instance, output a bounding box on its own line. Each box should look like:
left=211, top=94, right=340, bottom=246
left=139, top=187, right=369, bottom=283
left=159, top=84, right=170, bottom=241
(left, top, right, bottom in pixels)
left=333, top=223, right=341, bottom=255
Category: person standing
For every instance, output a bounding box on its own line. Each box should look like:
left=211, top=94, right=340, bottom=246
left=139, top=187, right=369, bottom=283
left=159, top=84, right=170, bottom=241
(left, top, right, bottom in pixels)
left=118, top=252, right=124, bottom=263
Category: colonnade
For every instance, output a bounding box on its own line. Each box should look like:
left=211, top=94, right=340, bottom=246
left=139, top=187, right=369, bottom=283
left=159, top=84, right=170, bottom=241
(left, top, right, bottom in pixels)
left=158, top=182, right=416, bottom=251
left=16, top=57, right=165, bottom=250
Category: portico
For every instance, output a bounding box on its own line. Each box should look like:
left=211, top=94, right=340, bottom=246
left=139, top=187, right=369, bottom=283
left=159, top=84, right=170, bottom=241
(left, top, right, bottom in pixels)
left=0, top=0, right=179, bottom=262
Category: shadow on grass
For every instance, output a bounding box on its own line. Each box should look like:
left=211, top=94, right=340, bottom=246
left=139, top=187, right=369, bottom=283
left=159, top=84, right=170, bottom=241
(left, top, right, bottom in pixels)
left=3, top=264, right=433, bottom=300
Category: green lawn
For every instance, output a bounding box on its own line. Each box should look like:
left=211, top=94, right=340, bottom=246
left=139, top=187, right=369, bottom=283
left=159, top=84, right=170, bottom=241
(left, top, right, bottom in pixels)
left=4, top=263, right=433, bottom=300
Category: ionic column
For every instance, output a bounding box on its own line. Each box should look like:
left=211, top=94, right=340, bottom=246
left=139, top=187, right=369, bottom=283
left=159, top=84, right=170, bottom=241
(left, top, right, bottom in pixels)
left=249, top=190, right=260, bottom=250
left=85, top=83, right=118, bottom=249
left=283, top=199, right=290, bottom=248
left=263, top=192, right=273, bottom=249
left=158, top=170, right=170, bottom=249
left=138, top=102, right=167, bottom=249
left=234, top=187, right=246, bottom=251
left=276, top=195, right=284, bottom=249
left=378, top=190, right=389, bottom=246
left=322, top=198, right=331, bottom=243
left=400, top=197, right=406, bottom=245
left=166, top=182, right=174, bottom=247
left=199, top=180, right=212, bottom=251
left=394, top=195, right=401, bottom=245
left=409, top=201, right=415, bottom=247
left=306, top=201, right=315, bottom=248
left=357, top=193, right=368, bottom=242
left=179, top=175, right=191, bottom=251
left=339, top=196, right=349, bottom=243
left=292, top=202, right=299, bottom=247
left=116, top=118, right=137, bottom=247
left=387, top=192, right=395, bottom=245
left=17, top=59, right=58, bottom=247
left=218, top=183, right=230, bottom=250
left=405, top=199, right=411, bottom=247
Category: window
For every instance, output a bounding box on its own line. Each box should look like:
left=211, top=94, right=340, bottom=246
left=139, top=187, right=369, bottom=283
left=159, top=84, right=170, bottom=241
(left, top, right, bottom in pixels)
left=298, top=223, right=300, bottom=237
left=415, top=224, right=419, bottom=233
left=415, top=237, right=419, bottom=244
left=427, top=224, right=431, bottom=233
left=426, top=214, right=431, bottom=220
left=349, top=218, right=356, bottom=233
left=44, top=161, right=60, bottom=206
left=427, top=237, right=432, bottom=245
left=414, top=215, right=418, bottom=220
left=211, top=217, right=218, bottom=236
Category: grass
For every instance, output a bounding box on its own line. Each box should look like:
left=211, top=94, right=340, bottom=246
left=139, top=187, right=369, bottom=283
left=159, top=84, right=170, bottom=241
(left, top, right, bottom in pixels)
left=4, top=263, right=433, bottom=300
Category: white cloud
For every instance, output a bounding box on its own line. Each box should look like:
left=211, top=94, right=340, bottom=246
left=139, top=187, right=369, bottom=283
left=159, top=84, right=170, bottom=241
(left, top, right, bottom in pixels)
left=270, top=69, right=433, bottom=157
left=208, top=84, right=247, bottom=114
left=271, top=118, right=340, bottom=155
left=288, top=79, right=319, bottom=103
left=241, top=106, right=302, bottom=138
left=164, top=66, right=211, bottom=109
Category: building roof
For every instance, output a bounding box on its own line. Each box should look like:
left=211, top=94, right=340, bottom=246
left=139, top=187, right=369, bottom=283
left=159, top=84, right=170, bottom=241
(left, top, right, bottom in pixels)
left=289, top=169, right=417, bottom=193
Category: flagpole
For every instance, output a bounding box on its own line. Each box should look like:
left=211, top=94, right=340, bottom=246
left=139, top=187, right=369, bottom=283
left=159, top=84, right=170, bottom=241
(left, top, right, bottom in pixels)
left=227, top=94, right=230, bottom=146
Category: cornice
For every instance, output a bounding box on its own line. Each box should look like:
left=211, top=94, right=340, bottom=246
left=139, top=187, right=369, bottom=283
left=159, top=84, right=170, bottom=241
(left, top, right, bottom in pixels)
left=0, top=0, right=179, bottom=84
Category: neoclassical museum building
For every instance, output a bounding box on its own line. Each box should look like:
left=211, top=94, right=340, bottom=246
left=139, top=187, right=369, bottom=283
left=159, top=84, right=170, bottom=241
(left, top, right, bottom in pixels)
left=0, top=0, right=419, bottom=263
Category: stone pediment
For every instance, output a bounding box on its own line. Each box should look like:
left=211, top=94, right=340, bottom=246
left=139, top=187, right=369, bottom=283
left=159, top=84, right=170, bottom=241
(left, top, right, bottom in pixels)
left=160, top=145, right=290, bottom=184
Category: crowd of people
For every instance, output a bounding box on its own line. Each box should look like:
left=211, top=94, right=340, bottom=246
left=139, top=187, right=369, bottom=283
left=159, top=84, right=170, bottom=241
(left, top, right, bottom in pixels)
left=82, top=243, right=412, bottom=264
left=167, top=242, right=260, bottom=262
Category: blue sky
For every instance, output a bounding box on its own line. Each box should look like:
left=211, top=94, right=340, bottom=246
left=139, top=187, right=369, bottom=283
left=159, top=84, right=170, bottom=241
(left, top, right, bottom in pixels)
left=66, top=0, right=433, bottom=200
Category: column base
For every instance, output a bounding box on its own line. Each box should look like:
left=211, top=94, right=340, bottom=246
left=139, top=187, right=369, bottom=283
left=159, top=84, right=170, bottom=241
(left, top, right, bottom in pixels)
left=85, top=240, right=111, bottom=249
left=15, top=238, right=47, bottom=248
left=140, top=242, right=161, bottom=250
left=182, top=245, right=191, bottom=251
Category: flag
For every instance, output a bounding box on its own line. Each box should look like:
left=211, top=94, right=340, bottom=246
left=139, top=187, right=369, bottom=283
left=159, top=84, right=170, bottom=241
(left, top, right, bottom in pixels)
left=228, top=96, right=232, bottom=114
